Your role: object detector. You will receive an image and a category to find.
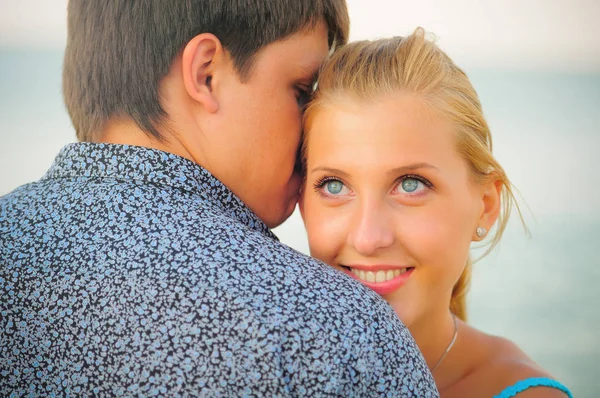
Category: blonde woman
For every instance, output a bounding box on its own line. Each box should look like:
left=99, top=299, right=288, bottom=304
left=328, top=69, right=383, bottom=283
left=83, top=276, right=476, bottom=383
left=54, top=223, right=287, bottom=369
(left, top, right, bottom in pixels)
left=299, top=28, right=573, bottom=397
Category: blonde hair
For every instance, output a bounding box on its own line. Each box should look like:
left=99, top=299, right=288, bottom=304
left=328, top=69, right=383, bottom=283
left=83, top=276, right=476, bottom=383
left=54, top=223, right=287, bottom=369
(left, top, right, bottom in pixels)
left=304, top=28, right=525, bottom=321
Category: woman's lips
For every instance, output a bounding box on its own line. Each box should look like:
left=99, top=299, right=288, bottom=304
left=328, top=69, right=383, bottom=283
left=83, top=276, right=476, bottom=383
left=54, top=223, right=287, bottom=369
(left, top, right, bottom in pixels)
left=342, top=265, right=414, bottom=296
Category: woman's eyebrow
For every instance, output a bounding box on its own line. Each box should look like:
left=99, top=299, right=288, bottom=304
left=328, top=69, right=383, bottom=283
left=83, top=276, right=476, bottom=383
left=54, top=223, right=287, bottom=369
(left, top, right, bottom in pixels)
left=310, top=166, right=351, bottom=179
left=386, top=163, right=439, bottom=176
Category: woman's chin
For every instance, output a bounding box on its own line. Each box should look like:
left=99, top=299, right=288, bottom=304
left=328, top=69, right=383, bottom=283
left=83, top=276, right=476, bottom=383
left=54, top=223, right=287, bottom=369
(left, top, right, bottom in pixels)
left=386, top=300, right=417, bottom=329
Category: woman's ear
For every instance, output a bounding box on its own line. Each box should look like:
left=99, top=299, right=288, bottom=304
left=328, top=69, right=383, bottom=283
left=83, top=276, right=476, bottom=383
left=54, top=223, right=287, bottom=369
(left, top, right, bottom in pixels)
left=181, top=33, right=222, bottom=114
left=474, top=179, right=502, bottom=240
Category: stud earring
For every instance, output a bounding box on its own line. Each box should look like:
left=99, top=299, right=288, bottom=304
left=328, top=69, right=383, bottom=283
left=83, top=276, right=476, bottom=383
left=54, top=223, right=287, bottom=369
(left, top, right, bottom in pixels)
left=476, top=226, right=487, bottom=238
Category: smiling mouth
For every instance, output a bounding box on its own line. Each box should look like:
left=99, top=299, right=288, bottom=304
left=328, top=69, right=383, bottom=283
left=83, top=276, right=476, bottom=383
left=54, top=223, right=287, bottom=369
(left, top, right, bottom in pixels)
left=340, top=266, right=414, bottom=283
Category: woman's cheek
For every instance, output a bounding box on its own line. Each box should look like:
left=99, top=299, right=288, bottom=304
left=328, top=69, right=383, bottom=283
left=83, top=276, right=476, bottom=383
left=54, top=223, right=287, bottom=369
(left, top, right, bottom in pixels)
left=305, top=202, right=347, bottom=262
left=400, top=213, right=449, bottom=260
left=404, top=212, right=470, bottom=286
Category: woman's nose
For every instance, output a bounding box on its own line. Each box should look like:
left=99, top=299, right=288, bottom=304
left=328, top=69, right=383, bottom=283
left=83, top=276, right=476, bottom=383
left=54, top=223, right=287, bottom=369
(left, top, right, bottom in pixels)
left=346, top=202, right=395, bottom=256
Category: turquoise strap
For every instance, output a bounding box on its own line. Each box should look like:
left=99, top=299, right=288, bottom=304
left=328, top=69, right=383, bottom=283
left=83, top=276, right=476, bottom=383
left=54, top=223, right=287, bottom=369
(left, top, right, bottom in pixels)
left=494, top=377, right=573, bottom=398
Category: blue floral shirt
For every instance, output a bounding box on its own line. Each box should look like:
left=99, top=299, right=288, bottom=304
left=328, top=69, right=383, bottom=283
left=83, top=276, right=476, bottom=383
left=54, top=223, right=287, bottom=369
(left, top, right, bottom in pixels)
left=0, top=143, right=438, bottom=397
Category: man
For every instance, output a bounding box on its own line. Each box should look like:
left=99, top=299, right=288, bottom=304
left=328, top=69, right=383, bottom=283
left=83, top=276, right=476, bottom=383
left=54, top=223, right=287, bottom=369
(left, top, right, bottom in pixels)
left=0, top=1, right=438, bottom=396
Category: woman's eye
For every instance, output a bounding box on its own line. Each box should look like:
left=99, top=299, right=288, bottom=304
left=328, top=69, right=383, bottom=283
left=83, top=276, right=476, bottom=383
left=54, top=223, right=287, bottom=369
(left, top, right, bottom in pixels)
left=313, top=178, right=350, bottom=198
left=325, top=180, right=345, bottom=195
left=397, top=177, right=428, bottom=194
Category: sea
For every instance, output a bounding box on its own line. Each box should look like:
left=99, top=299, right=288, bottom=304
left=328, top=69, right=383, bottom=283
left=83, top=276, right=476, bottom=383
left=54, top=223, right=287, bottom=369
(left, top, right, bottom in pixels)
left=1, top=49, right=598, bottom=397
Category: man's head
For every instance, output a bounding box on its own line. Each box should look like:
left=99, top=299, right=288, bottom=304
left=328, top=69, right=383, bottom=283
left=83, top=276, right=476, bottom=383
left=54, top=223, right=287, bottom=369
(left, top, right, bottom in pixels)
left=63, top=0, right=349, bottom=228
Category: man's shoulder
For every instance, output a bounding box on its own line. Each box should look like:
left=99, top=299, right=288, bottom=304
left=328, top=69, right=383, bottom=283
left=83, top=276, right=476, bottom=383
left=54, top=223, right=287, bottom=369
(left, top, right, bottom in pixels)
left=0, top=180, right=44, bottom=207
left=0, top=178, right=438, bottom=397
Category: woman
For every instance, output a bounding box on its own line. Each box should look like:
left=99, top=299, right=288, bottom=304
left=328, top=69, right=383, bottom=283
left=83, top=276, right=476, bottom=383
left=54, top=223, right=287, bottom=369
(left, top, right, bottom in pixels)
left=299, top=28, right=573, bottom=397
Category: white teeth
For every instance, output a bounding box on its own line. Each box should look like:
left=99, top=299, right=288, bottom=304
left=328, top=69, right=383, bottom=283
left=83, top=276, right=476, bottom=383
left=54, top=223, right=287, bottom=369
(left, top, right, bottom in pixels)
left=350, top=268, right=409, bottom=283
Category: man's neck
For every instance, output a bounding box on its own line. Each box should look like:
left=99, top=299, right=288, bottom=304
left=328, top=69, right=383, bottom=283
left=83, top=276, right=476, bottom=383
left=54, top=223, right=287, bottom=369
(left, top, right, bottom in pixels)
left=97, top=119, right=195, bottom=163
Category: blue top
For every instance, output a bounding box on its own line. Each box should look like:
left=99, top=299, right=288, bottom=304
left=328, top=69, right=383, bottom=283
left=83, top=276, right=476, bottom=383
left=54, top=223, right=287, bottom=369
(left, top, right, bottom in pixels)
left=494, top=377, right=573, bottom=398
left=0, top=143, right=438, bottom=397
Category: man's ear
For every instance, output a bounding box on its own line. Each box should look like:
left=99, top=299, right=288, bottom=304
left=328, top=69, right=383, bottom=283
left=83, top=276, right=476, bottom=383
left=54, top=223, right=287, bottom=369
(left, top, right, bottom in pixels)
left=475, top=179, right=502, bottom=240
left=181, top=33, right=222, bottom=114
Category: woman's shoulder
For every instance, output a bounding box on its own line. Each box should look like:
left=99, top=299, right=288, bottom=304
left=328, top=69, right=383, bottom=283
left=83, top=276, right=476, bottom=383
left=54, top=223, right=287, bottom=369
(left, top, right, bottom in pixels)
left=466, top=332, right=570, bottom=397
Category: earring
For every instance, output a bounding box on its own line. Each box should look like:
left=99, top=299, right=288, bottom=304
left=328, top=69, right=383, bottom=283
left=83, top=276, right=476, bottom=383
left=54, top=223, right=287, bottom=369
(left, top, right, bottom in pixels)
left=476, top=227, right=487, bottom=238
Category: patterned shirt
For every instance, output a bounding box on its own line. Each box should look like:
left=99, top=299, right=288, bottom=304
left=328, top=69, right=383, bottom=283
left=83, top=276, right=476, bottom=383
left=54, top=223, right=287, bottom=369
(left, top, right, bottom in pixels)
left=0, top=143, right=438, bottom=397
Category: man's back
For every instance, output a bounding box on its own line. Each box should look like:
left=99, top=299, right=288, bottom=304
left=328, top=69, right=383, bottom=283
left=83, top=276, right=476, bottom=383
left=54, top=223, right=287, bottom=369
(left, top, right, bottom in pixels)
left=0, top=143, right=437, bottom=396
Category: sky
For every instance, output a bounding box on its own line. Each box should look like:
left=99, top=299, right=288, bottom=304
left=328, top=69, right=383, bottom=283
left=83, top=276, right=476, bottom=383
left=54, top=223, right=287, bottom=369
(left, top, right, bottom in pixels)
left=0, top=0, right=599, bottom=72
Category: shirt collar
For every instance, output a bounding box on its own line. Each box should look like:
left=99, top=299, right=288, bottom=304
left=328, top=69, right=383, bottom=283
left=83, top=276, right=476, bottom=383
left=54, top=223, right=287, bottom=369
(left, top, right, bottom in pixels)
left=43, top=142, right=278, bottom=240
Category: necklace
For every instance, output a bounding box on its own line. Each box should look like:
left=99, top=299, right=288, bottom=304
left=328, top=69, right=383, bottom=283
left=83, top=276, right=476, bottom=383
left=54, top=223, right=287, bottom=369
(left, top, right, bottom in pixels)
left=430, top=313, right=458, bottom=373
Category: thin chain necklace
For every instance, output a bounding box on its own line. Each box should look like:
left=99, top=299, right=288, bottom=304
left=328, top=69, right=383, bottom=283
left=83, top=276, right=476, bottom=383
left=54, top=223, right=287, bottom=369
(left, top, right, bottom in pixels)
left=430, top=313, right=458, bottom=373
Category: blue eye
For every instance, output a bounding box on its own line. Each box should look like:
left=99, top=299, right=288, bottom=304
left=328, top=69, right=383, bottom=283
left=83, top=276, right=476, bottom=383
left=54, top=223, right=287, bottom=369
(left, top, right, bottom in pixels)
left=397, top=176, right=431, bottom=195
left=313, top=177, right=350, bottom=198
left=326, top=180, right=344, bottom=195
left=401, top=178, right=420, bottom=193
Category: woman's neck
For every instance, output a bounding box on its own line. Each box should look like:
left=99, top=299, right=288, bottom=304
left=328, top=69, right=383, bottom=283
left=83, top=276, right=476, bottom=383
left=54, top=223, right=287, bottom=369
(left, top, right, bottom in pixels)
left=409, top=306, right=458, bottom=371
left=409, top=306, right=479, bottom=395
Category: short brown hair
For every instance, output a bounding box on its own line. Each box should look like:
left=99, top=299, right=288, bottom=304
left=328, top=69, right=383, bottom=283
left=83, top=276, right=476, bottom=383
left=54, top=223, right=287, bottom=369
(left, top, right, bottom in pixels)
left=63, top=0, right=349, bottom=142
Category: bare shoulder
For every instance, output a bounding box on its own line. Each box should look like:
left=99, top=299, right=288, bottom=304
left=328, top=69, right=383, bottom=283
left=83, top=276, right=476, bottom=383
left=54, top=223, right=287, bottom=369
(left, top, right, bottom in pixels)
left=473, top=333, right=569, bottom=397
left=449, top=328, right=569, bottom=397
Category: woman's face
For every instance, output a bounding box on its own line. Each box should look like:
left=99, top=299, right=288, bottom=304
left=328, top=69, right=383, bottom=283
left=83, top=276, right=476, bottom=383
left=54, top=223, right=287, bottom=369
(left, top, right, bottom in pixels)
left=300, top=93, right=494, bottom=327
